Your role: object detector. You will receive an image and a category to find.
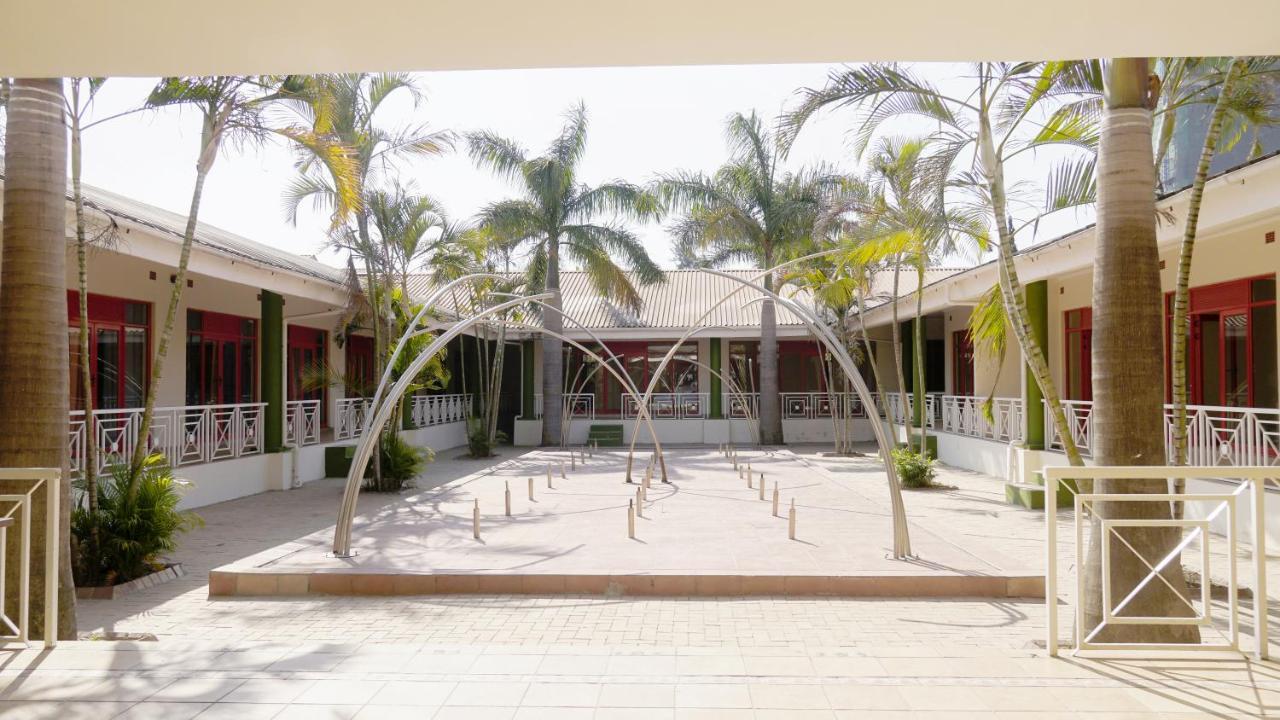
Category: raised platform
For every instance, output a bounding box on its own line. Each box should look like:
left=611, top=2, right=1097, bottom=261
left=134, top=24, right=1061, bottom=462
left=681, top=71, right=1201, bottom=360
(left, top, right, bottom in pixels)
left=209, top=447, right=1044, bottom=599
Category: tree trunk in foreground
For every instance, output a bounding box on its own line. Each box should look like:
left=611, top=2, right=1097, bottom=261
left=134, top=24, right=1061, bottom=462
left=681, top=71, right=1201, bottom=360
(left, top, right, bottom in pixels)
left=1083, top=58, right=1198, bottom=644
left=757, top=258, right=781, bottom=445
left=0, top=77, right=77, bottom=639
left=541, top=238, right=564, bottom=446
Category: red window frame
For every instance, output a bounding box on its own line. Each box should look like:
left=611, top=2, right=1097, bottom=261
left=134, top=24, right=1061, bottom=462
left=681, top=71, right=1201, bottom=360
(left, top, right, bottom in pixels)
left=289, top=325, right=329, bottom=424
left=1063, top=307, right=1092, bottom=402
left=952, top=329, right=975, bottom=397
left=344, top=335, right=376, bottom=397
left=1165, top=273, right=1276, bottom=408
left=186, top=309, right=258, bottom=406
left=66, top=291, right=152, bottom=410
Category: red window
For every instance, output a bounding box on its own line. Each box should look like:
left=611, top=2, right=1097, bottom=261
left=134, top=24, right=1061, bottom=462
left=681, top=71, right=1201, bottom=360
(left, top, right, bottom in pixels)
left=186, top=309, right=257, bottom=406
left=289, top=326, right=329, bottom=423
left=952, top=330, right=975, bottom=396
left=1063, top=307, right=1093, bottom=401
left=67, top=291, right=151, bottom=410
left=564, top=341, right=699, bottom=417
left=1166, top=275, right=1277, bottom=408
left=345, top=335, right=376, bottom=397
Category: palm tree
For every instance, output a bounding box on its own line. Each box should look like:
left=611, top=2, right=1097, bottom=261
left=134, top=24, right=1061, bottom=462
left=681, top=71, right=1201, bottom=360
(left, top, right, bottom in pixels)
left=783, top=62, right=1091, bottom=468
left=126, top=76, right=353, bottom=486
left=657, top=111, right=835, bottom=445
left=0, top=77, right=77, bottom=639
left=467, top=102, right=663, bottom=446
left=1082, top=58, right=1199, bottom=645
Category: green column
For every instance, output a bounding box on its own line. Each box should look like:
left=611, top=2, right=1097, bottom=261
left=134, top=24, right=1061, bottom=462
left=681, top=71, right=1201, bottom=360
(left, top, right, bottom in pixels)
left=520, top=340, right=536, bottom=420
left=1024, top=280, right=1049, bottom=450
left=261, top=290, right=284, bottom=453
left=708, top=338, right=723, bottom=419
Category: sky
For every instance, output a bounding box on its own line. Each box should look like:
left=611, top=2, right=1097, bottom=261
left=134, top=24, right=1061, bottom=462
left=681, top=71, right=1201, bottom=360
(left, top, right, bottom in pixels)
left=70, top=63, right=1094, bottom=272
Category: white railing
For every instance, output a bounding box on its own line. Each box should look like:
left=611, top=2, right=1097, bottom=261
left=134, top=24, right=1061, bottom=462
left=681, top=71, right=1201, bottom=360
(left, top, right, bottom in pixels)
left=410, top=393, right=472, bottom=428
left=68, top=403, right=266, bottom=478
left=1044, top=465, right=1269, bottom=657
left=285, top=399, right=320, bottom=447
left=937, top=395, right=1024, bottom=443
left=1045, top=400, right=1280, bottom=466
left=0, top=468, right=61, bottom=648
left=335, top=397, right=370, bottom=441
left=884, top=392, right=942, bottom=427
left=781, top=392, right=868, bottom=420
left=725, top=392, right=759, bottom=419
left=624, top=392, right=708, bottom=420
left=533, top=393, right=595, bottom=420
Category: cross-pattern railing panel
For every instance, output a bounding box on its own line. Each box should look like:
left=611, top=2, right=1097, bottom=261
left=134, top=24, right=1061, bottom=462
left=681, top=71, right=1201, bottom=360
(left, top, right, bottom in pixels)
left=623, top=392, right=708, bottom=420
left=781, top=392, right=867, bottom=420
left=285, top=399, right=321, bottom=447
left=533, top=393, right=595, bottom=420
left=68, top=403, right=267, bottom=478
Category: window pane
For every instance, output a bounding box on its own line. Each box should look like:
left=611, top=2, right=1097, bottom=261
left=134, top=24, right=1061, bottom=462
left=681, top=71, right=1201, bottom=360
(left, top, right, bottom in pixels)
left=187, top=309, right=202, bottom=331
left=123, top=327, right=147, bottom=407
left=240, top=341, right=256, bottom=403
left=1224, top=313, right=1248, bottom=406
left=186, top=334, right=202, bottom=406
left=1066, top=310, right=1080, bottom=329
left=95, top=328, right=120, bottom=409
left=1067, top=335, right=1083, bottom=401
left=124, top=302, right=148, bottom=326
left=1252, top=277, right=1276, bottom=303
left=68, top=327, right=85, bottom=411
left=221, top=341, right=238, bottom=405
left=1199, top=315, right=1221, bottom=406
left=1252, top=305, right=1277, bottom=409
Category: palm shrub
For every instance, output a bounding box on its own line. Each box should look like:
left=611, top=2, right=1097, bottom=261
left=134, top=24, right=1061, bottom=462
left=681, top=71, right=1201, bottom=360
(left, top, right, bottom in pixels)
left=890, top=447, right=935, bottom=489
left=72, top=455, right=202, bottom=586
left=367, top=433, right=431, bottom=492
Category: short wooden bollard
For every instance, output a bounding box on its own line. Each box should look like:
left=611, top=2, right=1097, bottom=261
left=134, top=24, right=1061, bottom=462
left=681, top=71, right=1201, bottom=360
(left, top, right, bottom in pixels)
left=504, top=481, right=512, bottom=516
left=635, top=487, right=644, bottom=517
left=746, top=464, right=753, bottom=488
left=473, top=499, right=481, bottom=540
left=772, top=481, right=779, bottom=516
left=571, top=453, right=576, bottom=470
left=528, top=477, right=535, bottom=501
left=628, top=499, right=636, bottom=538
left=560, top=461, right=566, bottom=479
left=732, top=454, right=739, bottom=471
left=759, top=472, right=765, bottom=501
left=788, top=499, right=796, bottom=540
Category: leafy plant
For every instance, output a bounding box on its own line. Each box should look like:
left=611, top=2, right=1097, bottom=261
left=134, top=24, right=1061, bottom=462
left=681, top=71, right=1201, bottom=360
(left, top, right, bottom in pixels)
left=891, top=447, right=936, bottom=489
left=72, top=454, right=202, bottom=586
left=367, top=432, right=431, bottom=492
left=466, top=418, right=509, bottom=458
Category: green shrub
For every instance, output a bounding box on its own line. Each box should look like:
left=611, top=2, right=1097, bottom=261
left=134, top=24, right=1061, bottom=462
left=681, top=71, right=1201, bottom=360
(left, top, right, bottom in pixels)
left=72, top=454, right=202, bottom=587
left=892, top=447, right=936, bottom=489
left=466, top=419, right=493, bottom=458
left=368, top=432, right=431, bottom=492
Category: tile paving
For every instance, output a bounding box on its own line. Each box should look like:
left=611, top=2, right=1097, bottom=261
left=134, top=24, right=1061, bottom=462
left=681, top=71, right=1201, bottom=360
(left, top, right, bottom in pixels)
left=4, top=444, right=1277, bottom=717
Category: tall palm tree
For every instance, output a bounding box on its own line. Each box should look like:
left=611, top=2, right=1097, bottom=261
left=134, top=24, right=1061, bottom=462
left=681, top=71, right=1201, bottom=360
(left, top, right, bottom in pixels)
left=467, top=102, right=663, bottom=446
left=783, top=62, right=1092, bottom=468
left=1083, top=58, right=1199, bottom=645
left=657, top=111, right=835, bottom=445
left=0, top=77, right=77, bottom=639
left=126, top=76, right=353, bottom=486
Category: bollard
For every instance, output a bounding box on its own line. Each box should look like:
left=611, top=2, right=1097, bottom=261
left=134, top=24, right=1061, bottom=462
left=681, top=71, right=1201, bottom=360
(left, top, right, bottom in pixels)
left=747, top=464, right=753, bottom=488
left=640, top=482, right=647, bottom=503
left=788, top=498, right=796, bottom=540
left=733, top=453, right=739, bottom=471
left=772, top=481, right=779, bottom=516
left=759, top=472, right=765, bottom=501
left=636, top=487, right=644, bottom=517
left=571, top=452, right=576, bottom=470
left=560, top=461, right=566, bottom=479
left=505, top=481, right=512, bottom=517
left=528, top=477, right=535, bottom=501
left=473, top=499, right=481, bottom=540
left=628, top=499, right=636, bottom=539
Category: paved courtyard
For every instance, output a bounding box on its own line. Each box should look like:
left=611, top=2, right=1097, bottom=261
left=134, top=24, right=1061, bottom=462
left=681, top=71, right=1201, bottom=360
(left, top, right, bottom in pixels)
left=2, top=444, right=1277, bottom=717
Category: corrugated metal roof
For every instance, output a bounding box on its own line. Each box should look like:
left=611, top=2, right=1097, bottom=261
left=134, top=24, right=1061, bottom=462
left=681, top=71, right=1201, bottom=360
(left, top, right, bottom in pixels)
left=0, top=174, right=348, bottom=286
left=404, top=267, right=965, bottom=330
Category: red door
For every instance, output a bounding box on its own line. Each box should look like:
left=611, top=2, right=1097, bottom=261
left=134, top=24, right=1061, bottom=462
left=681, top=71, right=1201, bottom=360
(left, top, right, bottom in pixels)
left=952, top=330, right=975, bottom=396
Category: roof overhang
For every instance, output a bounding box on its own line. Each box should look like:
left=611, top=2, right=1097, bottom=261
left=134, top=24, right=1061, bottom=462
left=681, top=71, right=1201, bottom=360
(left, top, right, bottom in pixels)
left=5, top=1, right=1279, bottom=76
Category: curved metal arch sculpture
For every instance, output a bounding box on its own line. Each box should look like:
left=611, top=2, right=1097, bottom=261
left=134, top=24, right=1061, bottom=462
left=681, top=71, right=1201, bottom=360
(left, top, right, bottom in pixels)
left=700, top=268, right=912, bottom=558
left=333, top=292, right=555, bottom=556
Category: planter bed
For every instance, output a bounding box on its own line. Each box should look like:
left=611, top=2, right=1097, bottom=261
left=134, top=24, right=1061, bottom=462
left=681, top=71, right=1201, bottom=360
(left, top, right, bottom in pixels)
left=76, top=563, right=185, bottom=600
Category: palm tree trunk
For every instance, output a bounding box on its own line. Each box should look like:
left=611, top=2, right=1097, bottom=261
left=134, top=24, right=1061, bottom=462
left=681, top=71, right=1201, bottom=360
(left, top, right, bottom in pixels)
left=976, top=92, right=1086, bottom=471
left=127, top=112, right=224, bottom=489
left=70, top=82, right=98, bottom=514
left=356, top=214, right=384, bottom=487
left=914, top=260, right=928, bottom=455
left=758, top=259, right=781, bottom=445
left=487, top=320, right=508, bottom=446
left=0, top=77, right=77, bottom=639
left=890, top=260, right=910, bottom=443
left=1170, top=58, right=1243, bottom=515
left=1083, top=58, right=1198, bottom=644
left=541, top=237, right=564, bottom=446
left=856, top=291, right=893, bottom=443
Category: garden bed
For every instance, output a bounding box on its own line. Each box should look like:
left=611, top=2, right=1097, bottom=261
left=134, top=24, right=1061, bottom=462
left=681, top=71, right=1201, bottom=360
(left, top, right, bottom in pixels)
left=76, top=563, right=185, bottom=600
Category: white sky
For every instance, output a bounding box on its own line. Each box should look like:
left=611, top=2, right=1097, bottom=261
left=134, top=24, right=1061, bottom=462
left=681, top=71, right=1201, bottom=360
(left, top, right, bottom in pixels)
left=73, top=63, right=1094, bottom=272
